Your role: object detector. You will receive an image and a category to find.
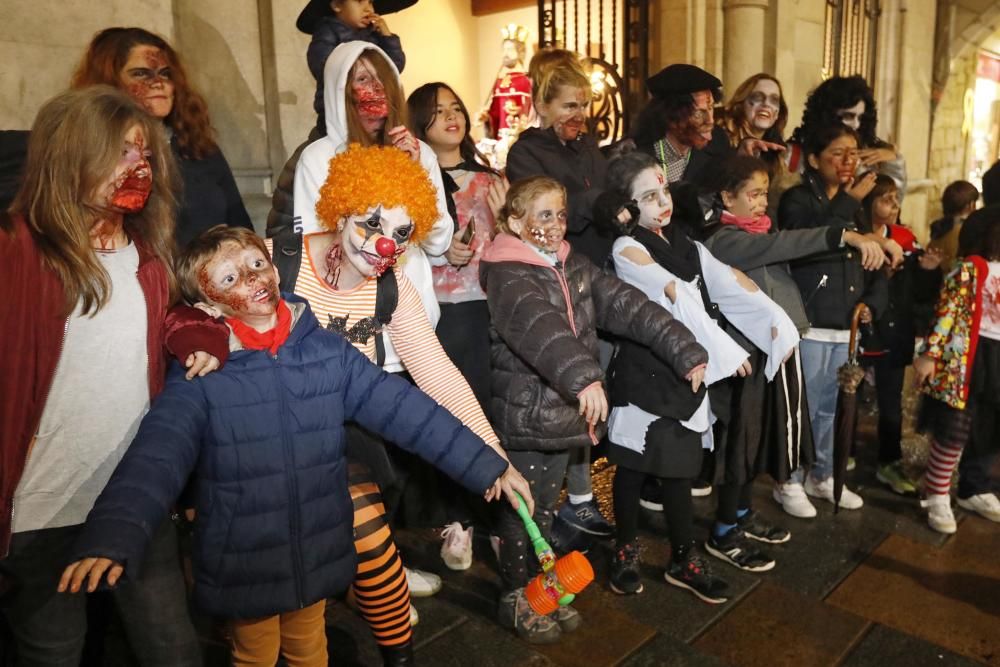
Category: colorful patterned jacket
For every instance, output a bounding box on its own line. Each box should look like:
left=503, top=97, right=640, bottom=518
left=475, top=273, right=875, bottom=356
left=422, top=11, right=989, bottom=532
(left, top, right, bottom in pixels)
left=918, top=256, right=989, bottom=409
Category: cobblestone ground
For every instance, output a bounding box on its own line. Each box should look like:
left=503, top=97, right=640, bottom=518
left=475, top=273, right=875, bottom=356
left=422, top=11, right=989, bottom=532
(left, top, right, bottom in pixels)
left=4, top=372, right=997, bottom=666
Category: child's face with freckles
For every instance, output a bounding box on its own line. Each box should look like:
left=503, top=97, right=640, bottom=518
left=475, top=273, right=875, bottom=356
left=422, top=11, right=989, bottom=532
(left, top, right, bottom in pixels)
left=509, top=189, right=568, bottom=252
left=197, top=241, right=280, bottom=319
left=722, top=170, right=770, bottom=220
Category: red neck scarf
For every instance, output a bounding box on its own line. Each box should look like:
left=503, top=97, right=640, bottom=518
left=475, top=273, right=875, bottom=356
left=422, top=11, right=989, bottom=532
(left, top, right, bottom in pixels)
left=225, top=299, right=292, bottom=355
left=721, top=210, right=772, bottom=235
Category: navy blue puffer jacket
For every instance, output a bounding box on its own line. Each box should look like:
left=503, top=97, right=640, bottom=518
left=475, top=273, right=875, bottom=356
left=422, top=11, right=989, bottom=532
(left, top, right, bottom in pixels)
left=70, top=297, right=507, bottom=619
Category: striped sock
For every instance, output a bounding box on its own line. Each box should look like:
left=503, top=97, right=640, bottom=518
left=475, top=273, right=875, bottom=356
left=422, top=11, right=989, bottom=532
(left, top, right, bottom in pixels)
left=925, top=439, right=963, bottom=496
left=349, top=466, right=413, bottom=647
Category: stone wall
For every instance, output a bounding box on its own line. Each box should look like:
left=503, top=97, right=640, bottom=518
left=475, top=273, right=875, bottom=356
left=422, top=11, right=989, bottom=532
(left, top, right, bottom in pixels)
left=927, top=51, right=977, bottom=225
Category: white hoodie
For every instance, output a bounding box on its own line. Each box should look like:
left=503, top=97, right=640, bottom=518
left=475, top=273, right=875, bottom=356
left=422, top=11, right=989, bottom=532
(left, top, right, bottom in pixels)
left=294, top=41, right=454, bottom=372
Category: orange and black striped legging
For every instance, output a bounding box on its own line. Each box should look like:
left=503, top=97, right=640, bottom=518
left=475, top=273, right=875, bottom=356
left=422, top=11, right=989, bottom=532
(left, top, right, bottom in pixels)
left=347, top=463, right=412, bottom=647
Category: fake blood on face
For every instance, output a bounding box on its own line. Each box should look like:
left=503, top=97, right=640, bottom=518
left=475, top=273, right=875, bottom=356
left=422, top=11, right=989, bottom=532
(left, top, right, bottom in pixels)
left=198, top=244, right=280, bottom=318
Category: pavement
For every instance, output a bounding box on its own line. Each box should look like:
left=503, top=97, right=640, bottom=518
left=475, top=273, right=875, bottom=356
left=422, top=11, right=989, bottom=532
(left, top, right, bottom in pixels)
left=7, top=385, right=998, bottom=666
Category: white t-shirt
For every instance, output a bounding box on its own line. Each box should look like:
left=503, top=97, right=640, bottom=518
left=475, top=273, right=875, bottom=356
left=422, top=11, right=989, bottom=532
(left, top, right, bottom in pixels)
left=980, top=261, right=1000, bottom=342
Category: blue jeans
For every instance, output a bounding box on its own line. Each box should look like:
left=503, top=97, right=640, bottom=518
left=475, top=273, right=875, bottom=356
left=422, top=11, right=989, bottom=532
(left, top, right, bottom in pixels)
left=794, top=339, right=849, bottom=482
left=0, top=518, right=201, bottom=667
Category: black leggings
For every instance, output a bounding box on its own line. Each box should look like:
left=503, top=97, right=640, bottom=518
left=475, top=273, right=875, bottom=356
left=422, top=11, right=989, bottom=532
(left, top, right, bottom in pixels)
left=613, top=467, right=693, bottom=556
left=715, top=480, right=754, bottom=526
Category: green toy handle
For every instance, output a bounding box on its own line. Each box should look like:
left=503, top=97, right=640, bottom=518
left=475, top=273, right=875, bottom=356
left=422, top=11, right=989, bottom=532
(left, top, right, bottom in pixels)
left=513, top=492, right=557, bottom=571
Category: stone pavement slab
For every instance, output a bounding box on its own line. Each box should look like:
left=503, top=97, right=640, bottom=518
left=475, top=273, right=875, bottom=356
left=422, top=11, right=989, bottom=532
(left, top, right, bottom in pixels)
left=619, top=634, right=731, bottom=667
left=692, top=580, right=870, bottom=667
left=840, top=624, right=983, bottom=667
left=826, top=516, right=1000, bottom=665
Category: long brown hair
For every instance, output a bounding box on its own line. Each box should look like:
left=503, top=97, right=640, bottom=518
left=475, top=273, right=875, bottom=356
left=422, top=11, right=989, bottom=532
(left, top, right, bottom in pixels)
left=718, top=73, right=788, bottom=148
left=344, top=51, right=407, bottom=146
left=406, top=82, right=497, bottom=174
left=71, top=27, right=218, bottom=160
left=9, top=86, right=179, bottom=315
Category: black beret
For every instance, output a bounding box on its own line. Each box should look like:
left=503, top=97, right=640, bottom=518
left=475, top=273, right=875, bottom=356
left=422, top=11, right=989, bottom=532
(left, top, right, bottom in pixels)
left=296, top=0, right=419, bottom=35
left=647, top=64, right=722, bottom=99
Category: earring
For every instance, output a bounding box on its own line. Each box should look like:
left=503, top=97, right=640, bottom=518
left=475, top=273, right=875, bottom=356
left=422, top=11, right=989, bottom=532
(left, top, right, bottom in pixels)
left=337, top=219, right=346, bottom=233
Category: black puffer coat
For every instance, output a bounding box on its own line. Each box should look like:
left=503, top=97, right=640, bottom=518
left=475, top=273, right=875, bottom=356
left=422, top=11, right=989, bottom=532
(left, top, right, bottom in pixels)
left=480, top=234, right=707, bottom=451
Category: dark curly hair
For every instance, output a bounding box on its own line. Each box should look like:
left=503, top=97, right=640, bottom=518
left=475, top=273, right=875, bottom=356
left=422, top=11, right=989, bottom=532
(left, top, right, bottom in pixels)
left=789, top=75, right=880, bottom=149
left=705, top=154, right=770, bottom=198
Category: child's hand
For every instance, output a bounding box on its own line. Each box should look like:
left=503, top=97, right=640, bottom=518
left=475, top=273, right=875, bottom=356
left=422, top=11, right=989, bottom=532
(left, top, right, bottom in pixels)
left=919, top=247, right=943, bottom=271
left=387, top=125, right=420, bottom=161
left=185, top=351, right=221, bottom=380
left=734, top=359, right=752, bottom=377
left=370, top=14, right=392, bottom=36
left=913, top=355, right=935, bottom=387
left=487, top=176, right=510, bottom=220
left=880, top=238, right=904, bottom=268
left=843, top=231, right=885, bottom=271
left=577, top=383, right=608, bottom=426
left=846, top=172, right=878, bottom=201
left=738, top=137, right=785, bottom=157
left=445, top=235, right=474, bottom=267
left=488, top=466, right=535, bottom=516
left=58, top=557, right=124, bottom=594
left=686, top=365, right=706, bottom=393
left=858, top=305, right=872, bottom=324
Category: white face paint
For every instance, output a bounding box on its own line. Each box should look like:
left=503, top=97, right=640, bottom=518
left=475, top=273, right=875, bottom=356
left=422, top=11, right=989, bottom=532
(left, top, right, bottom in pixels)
left=629, top=166, right=673, bottom=231
left=743, top=79, right=781, bottom=134
left=341, top=205, right=414, bottom=278
left=836, top=100, right=865, bottom=131
left=508, top=190, right=568, bottom=252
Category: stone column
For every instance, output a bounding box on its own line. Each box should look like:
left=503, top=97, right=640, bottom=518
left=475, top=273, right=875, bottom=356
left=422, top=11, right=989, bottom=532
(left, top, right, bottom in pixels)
left=722, top=0, right=769, bottom=92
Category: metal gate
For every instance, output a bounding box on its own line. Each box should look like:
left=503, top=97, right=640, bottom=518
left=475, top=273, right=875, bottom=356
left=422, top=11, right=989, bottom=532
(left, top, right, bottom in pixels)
left=536, top=0, right=649, bottom=144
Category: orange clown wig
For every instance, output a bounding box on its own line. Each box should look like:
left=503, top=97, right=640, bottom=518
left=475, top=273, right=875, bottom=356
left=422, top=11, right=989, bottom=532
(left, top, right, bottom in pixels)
left=315, top=144, right=439, bottom=244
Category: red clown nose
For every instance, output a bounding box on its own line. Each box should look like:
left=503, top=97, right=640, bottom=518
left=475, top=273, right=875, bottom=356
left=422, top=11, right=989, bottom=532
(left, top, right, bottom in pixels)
left=375, top=236, right=396, bottom=257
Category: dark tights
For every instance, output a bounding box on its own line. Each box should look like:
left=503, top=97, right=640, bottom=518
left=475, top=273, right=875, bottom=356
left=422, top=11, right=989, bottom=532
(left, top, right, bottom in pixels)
left=613, top=466, right=693, bottom=559
left=715, top=480, right=754, bottom=526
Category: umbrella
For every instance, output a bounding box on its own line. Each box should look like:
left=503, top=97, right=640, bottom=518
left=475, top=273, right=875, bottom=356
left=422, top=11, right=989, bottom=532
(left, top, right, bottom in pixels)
left=833, top=303, right=868, bottom=514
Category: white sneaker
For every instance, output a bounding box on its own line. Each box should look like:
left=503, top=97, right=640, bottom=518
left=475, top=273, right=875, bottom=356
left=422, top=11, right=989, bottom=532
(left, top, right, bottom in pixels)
left=921, top=494, right=957, bottom=534
left=804, top=476, right=864, bottom=510
left=404, top=567, right=442, bottom=597
left=409, top=603, right=419, bottom=626
left=957, top=493, right=1000, bottom=522
left=440, top=522, right=473, bottom=571
left=772, top=481, right=817, bottom=518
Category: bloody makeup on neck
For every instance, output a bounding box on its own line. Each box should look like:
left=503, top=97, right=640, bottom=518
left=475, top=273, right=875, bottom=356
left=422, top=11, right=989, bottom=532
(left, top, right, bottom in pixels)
left=198, top=241, right=280, bottom=320
left=351, top=57, right=389, bottom=137
left=120, top=45, right=174, bottom=119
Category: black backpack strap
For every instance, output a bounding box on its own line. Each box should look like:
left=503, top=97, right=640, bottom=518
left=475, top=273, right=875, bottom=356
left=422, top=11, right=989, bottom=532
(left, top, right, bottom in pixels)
left=373, top=269, right=399, bottom=367
left=272, top=229, right=303, bottom=294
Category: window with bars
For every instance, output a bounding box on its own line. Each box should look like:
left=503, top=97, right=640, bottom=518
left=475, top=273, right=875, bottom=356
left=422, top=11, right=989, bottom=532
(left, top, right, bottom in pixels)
left=823, top=0, right=881, bottom=82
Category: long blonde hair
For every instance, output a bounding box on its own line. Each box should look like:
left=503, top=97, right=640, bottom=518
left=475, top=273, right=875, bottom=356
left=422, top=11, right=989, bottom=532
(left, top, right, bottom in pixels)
left=344, top=52, right=407, bottom=146
left=9, top=86, right=179, bottom=315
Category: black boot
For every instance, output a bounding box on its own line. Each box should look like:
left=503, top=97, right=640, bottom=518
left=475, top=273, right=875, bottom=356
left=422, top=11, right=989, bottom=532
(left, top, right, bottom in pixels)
left=380, top=640, right=415, bottom=666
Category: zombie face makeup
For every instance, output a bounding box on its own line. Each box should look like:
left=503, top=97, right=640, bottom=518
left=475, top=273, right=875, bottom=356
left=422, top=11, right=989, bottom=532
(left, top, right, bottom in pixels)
left=539, top=85, right=589, bottom=143
left=351, top=57, right=389, bottom=138
left=743, top=79, right=781, bottom=134
left=102, top=124, right=153, bottom=214
left=424, top=87, right=465, bottom=152
left=120, top=45, right=175, bottom=119
left=335, top=0, right=375, bottom=31
left=871, top=188, right=900, bottom=225
left=809, top=134, right=860, bottom=188
left=509, top=189, right=568, bottom=252
left=198, top=241, right=280, bottom=319
left=836, top=101, right=865, bottom=131
left=671, top=90, right=715, bottom=149
left=339, top=205, right=414, bottom=279
left=630, top=167, right=673, bottom=231
left=723, top=171, right=770, bottom=219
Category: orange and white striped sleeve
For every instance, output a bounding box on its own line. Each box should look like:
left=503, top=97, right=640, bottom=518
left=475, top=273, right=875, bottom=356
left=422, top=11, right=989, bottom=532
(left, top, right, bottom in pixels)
left=387, top=274, right=501, bottom=449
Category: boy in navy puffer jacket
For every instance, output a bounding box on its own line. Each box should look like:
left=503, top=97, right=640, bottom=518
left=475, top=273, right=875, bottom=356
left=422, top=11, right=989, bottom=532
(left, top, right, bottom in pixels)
left=58, top=226, right=531, bottom=665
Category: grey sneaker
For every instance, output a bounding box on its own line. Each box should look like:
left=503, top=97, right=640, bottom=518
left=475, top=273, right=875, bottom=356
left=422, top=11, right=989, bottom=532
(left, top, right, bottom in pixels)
left=549, top=604, right=582, bottom=633
left=497, top=588, right=562, bottom=644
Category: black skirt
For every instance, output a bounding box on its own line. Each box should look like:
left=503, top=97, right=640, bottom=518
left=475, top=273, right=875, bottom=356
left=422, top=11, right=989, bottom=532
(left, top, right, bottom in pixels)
left=608, top=415, right=704, bottom=479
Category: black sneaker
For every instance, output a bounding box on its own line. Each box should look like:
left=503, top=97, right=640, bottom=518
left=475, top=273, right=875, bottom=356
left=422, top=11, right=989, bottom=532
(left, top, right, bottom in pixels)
left=664, top=545, right=730, bottom=604
left=705, top=527, right=776, bottom=572
left=737, top=510, right=791, bottom=544
left=639, top=478, right=664, bottom=512
left=609, top=541, right=644, bottom=595
left=556, top=499, right=613, bottom=537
